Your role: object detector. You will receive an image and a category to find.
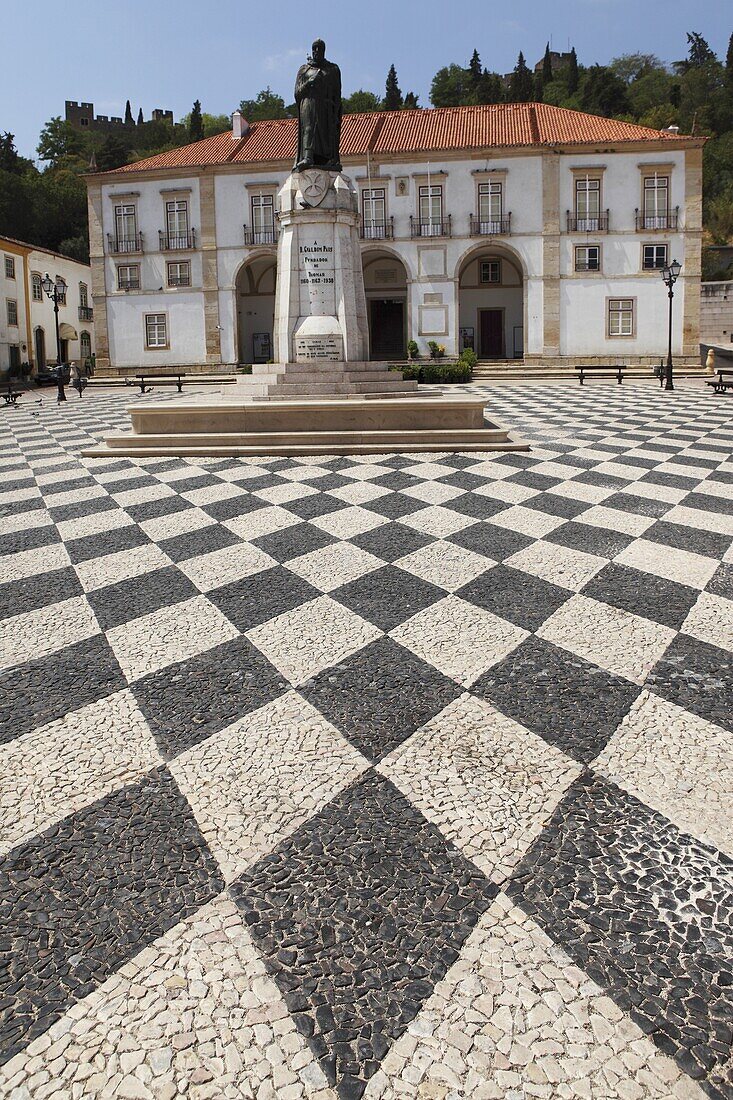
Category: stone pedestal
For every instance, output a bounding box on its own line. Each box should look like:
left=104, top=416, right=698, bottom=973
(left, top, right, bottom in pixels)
left=273, top=169, right=369, bottom=365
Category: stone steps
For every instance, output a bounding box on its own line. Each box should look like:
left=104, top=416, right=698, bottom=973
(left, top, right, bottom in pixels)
left=232, top=378, right=419, bottom=398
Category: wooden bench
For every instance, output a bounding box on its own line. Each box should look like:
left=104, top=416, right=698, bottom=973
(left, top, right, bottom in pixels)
left=126, top=373, right=187, bottom=394
left=576, top=365, right=626, bottom=386
left=705, top=369, right=733, bottom=395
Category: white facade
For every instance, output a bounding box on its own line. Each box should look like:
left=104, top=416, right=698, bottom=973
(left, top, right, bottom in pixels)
left=87, top=123, right=701, bottom=371
left=0, top=237, right=96, bottom=374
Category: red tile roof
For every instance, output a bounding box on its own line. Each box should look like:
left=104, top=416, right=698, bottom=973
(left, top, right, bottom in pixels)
left=104, top=103, right=694, bottom=176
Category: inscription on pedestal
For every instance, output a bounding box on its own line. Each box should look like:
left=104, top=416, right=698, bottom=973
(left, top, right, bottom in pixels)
left=299, top=242, right=335, bottom=314
left=294, top=335, right=343, bottom=361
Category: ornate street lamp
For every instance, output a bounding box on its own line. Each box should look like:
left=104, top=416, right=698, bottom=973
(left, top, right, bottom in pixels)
left=660, top=258, right=682, bottom=392
left=41, top=273, right=66, bottom=402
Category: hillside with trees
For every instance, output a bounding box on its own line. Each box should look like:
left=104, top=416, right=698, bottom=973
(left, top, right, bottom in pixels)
left=0, top=31, right=730, bottom=268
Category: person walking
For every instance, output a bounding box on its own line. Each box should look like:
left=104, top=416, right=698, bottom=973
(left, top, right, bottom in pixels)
left=70, top=361, right=86, bottom=399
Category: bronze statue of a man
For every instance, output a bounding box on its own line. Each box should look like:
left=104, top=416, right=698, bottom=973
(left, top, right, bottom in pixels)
left=294, top=39, right=342, bottom=172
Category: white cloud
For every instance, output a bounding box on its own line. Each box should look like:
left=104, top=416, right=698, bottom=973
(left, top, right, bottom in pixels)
left=263, top=47, right=306, bottom=72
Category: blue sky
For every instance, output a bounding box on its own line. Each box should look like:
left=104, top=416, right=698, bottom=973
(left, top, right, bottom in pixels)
left=5, top=0, right=731, bottom=159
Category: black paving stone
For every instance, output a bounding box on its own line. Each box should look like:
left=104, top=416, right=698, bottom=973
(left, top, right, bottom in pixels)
left=507, top=772, right=733, bottom=1098
left=707, top=563, right=733, bottom=601
left=0, top=567, right=82, bottom=621
left=231, top=771, right=497, bottom=1098
left=283, top=492, right=349, bottom=521
left=442, top=493, right=505, bottom=520
left=133, top=634, right=287, bottom=758
left=437, top=470, right=487, bottom=491
left=0, top=496, right=44, bottom=517
left=105, top=475, right=160, bottom=494
left=547, top=521, right=634, bottom=560
left=572, top=470, right=628, bottom=489
left=506, top=470, right=560, bottom=491
left=0, top=523, right=59, bottom=556
left=647, top=634, right=733, bottom=733
left=681, top=492, right=733, bottom=518
left=0, top=767, right=223, bottom=1066
left=126, top=495, right=194, bottom=523
left=372, top=471, right=424, bottom=492
left=301, top=637, right=463, bottom=762
left=363, top=493, right=429, bottom=520
left=581, top=562, right=699, bottom=630
left=332, top=565, right=444, bottom=631
left=458, top=564, right=570, bottom=631
left=88, top=566, right=198, bottom=631
left=638, top=470, right=699, bottom=491
left=522, top=492, right=589, bottom=519
left=0, top=635, right=125, bottom=744
left=47, top=495, right=117, bottom=523
left=253, top=522, right=335, bottom=563
left=66, top=524, right=151, bottom=564
left=203, top=494, right=270, bottom=522
left=349, top=522, right=431, bottom=563
left=168, top=473, right=222, bottom=494
left=159, top=523, right=241, bottom=563
left=602, top=492, right=670, bottom=519
left=643, top=520, right=731, bottom=559
left=473, top=636, right=640, bottom=763
left=447, top=521, right=533, bottom=562
left=209, top=566, right=321, bottom=631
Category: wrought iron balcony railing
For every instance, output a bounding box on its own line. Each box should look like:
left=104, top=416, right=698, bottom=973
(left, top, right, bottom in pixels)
left=360, top=217, right=394, bottom=240
left=107, top=233, right=143, bottom=254
left=167, top=274, right=191, bottom=287
left=469, top=214, right=511, bottom=236
left=410, top=215, right=452, bottom=239
left=566, top=211, right=609, bottom=232
left=635, top=207, right=679, bottom=231
left=78, top=305, right=94, bottom=321
left=243, top=225, right=278, bottom=246
left=159, top=229, right=196, bottom=250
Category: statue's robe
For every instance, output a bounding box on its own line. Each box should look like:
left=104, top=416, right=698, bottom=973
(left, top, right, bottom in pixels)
left=294, top=60, right=342, bottom=171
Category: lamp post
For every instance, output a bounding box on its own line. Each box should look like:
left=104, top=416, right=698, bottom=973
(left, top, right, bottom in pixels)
left=660, top=258, right=681, bottom=392
left=41, top=272, right=66, bottom=403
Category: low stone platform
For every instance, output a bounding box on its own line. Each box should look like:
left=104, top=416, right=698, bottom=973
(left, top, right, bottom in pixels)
left=82, top=395, right=528, bottom=457
left=233, top=361, right=418, bottom=400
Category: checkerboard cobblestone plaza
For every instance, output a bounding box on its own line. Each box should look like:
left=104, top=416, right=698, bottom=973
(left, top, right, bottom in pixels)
left=0, top=381, right=732, bottom=1100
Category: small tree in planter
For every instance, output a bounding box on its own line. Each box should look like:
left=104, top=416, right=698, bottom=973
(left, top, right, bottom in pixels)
left=407, top=339, right=419, bottom=360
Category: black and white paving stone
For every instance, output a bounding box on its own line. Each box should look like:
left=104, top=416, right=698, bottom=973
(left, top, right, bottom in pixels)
left=0, top=381, right=731, bottom=1099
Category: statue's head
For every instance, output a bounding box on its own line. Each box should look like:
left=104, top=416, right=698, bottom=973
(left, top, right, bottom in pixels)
left=311, top=39, right=325, bottom=63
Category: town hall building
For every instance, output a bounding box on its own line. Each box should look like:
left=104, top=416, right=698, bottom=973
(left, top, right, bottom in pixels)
left=85, top=102, right=703, bottom=372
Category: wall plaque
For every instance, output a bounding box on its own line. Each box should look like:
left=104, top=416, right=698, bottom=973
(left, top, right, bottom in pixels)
left=294, top=334, right=343, bottom=362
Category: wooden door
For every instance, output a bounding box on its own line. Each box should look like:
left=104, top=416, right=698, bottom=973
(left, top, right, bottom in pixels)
left=479, top=309, right=504, bottom=358
left=370, top=299, right=405, bottom=360
left=35, top=328, right=46, bottom=369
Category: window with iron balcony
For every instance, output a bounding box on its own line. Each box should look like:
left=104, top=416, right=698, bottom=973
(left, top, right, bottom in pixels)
left=568, top=177, right=609, bottom=232
left=244, top=194, right=278, bottom=245
left=411, top=185, right=451, bottom=237
left=636, top=175, right=678, bottom=230
left=108, top=204, right=143, bottom=254
left=470, top=181, right=511, bottom=236
left=360, top=188, right=393, bottom=239
left=159, top=200, right=196, bottom=250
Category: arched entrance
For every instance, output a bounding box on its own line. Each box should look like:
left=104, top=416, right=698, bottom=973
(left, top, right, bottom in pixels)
left=458, top=248, right=524, bottom=359
left=362, top=250, right=408, bottom=361
left=235, top=255, right=276, bottom=364
left=34, top=327, right=46, bottom=370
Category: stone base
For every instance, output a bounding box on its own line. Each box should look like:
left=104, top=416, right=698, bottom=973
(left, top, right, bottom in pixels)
left=82, top=396, right=528, bottom=457
left=233, top=361, right=418, bottom=400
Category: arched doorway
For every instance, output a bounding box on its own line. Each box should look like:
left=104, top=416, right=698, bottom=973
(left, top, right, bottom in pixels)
left=458, top=248, right=524, bottom=359
left=34, top=327, right=46, bottom=370
left=362, top=251, right=408, bottom=361
left=235, top=256, right=276, bottom=364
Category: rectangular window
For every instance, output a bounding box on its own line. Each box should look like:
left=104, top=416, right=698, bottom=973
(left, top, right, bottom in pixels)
left=117, top=264, right=140, bottom=290
left=79, top=283, right=88, bottom=307
left=480, top=260, right=501, bottom=284
left=32, top=274, right=43, bottom=301
left=165, top=199, right=189, bottom=247
left=418, top=184, right=443, bottom=232
left=167, top=260, right=191, bottom=287
left=643, top=243, right=668, bottom=270
left=250, top=193, right=275, bottom=241
left=4, top=256, right=15, bottom=279
left=608, top=298, right=634, bottom=337
left=362, top=187, right=386, bottom=228
left=145, top=313, right=168, bottom=349
left=115, top=203, right=137, bottom=242
left=477, top=181, right=503, bottom=231
left=575, top=245, right=601, bottom=272
left=575, top=177, right=601, bottom=229
left=643, top=175, right=669, bottom=228
left=7, top=299, right=18, bottom=326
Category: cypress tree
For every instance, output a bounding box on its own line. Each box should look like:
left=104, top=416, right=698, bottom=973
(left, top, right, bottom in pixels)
left=543, top=43, right=553, bottom=84
left=137, top=107, right=144, bottom=125
left=403, top=91, right=420, bottom=109
left=124, top=99, right=134, bottom=126
left=189, top=100, right=204, bottom=142
left=469, top=49, right=482, bottom=85
left=567, top=46, right=579, bottom=94
left=726, top=32, right=733, bottom=85
left=508, top=52, right=534, bottom=103
left=384, top=65, right=403, bottom=110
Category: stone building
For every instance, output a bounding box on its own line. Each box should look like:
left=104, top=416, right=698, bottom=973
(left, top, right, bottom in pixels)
left=85, top=103, right=703, bottom=372
left=0, top=236, right=96, bottom=374
left=65, top=102, right=173, bottom=134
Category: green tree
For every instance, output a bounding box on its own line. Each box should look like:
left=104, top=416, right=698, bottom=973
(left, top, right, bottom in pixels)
left=542, top=43, right=553, bottom=84
left=0, top=132, right=32, bottom=174
left=137, top=107, right=144, bottom=125
left=475, top=71, right=504, bottom=105
left=202, top=113, right=232, bottom=137
left=579, top=65, right=629, bottom=116
left=727, top=32, right=733, bottom=84
left=239, top=88, right=291, bottom=121
left=189, top=99, right=204, bottom=142
left=567, top=46, right=579, bottom=94
left=430, top=63, right=472, bottom=107
left=469, top=50, right=482, bottom=85
left=508, top=52, right=534, bottom=103
left=627, top=69, right=676, bottom=118
left=57, top=235, right=89, bottom=263
left=685, top=32, right=716, bottom=69
left=610, top=53, right=664, bottom=84
left=342, top=90, right=382, bottom=114
left=384, top=64, right=403, bottom=110
left=37, top=117, right=84, bottom=165
left=124, top=99, right=134, bottom=126
left=403, top=91, right=420, bottom=110
left=96, top=133, right=131, bottom=172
